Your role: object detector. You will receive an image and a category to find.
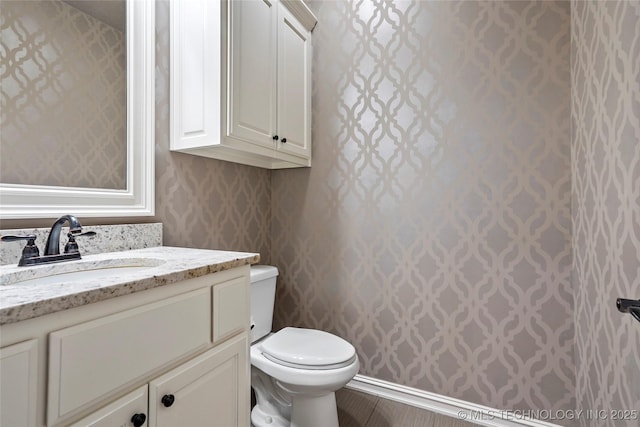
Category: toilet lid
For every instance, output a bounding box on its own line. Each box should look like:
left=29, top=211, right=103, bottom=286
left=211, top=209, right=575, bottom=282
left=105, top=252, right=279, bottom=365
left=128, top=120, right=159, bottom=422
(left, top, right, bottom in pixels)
left=261, top=327, right=356, bottom=369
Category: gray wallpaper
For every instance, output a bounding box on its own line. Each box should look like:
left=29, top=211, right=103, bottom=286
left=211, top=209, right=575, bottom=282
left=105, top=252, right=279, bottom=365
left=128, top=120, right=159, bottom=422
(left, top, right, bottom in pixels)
left=571, top=1, right=640, bottom=426
left=3, top=0, right=639, bottom=422
left=271, top=0, right=574, bottom=415
left=0, top=0, right=127, bottom=190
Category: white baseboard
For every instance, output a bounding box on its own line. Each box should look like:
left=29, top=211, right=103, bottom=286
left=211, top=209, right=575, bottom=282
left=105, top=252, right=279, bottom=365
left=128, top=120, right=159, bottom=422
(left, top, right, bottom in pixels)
left=346, top=375, right=561, bottom=427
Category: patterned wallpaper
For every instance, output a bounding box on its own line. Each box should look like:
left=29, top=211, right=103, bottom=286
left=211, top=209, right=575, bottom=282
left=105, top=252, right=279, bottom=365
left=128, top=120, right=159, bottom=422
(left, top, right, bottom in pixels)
left=571, top=1, right=640, bottom=426
left=4, top=0, right=638, bottom=421
left=271, top=0, right=574, bottom=415
left=0, top=0, right=127, bottom=190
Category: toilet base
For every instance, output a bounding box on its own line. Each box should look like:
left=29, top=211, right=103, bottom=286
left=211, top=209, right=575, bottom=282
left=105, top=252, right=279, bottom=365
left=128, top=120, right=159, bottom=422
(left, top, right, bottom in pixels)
left=251, top=391, right=339, bottom=427
left=290, top=392, right=339, bottom=427
left=251, top=364, right=342, bottom=427
left=251, top=367, right=291, bottom=427
left=251, top=403, right=290, bottom=427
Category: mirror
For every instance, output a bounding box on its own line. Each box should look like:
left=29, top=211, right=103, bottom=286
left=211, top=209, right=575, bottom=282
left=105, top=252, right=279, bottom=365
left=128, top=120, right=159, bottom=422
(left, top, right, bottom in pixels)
left=0, top=0, right=155, bottom=219
left=2, top=0, right=127, bottom=191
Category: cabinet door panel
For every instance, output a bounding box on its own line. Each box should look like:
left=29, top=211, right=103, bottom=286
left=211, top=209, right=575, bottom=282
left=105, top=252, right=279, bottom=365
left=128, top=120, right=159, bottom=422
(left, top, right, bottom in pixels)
left=228, top=0, right=277, bottom=148
left=149, top=335, right=249, bottom=427
left=170, top=0, right=221, bottom=150
left=213, top=275, right=249, bottom=343
left=69, top=385, right=148, bottom=427
left=0, top=339, right=37, bottom=427
left=277, top=3, right=311, bottom=159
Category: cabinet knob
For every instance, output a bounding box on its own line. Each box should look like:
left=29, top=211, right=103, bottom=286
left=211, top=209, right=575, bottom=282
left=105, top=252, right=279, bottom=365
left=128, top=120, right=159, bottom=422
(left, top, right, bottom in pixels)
left=281, top=138, right=287, bottom=143
left=161, top=394, right=175, bottom=408
left=131, top=413, right=146, bottom=427
left=272, top=135, right=279, bottom=140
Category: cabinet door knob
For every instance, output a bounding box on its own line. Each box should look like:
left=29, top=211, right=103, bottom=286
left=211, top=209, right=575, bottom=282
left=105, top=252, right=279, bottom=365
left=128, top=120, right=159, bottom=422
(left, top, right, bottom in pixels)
left=161, top=394, right=175, bottom=407
left=281, top=138, right=287, bottom=143
left=272, top=135, right=279, bottom=140
left=131, top=413, right=146, bottom=427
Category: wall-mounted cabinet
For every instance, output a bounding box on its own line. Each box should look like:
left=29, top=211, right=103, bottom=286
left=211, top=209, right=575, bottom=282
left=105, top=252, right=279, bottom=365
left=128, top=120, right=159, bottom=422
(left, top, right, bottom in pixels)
left=170, top=0, right=317, bottom=169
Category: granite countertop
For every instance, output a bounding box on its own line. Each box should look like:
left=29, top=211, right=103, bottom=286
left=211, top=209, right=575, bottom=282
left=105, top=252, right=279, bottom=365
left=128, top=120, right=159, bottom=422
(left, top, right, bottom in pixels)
left=0, top=246, right=259, bottom=325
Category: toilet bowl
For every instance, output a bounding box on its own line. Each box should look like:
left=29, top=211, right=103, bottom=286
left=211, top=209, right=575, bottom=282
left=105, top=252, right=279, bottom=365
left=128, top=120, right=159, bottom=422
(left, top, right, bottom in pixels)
left=250, top=266, right=359, bottom=427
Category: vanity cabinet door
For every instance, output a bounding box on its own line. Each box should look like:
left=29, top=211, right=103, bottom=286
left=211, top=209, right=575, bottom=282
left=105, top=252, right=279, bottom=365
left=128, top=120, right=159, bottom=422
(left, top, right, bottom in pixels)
left=0, top=339, right=38, bottom=427
left=149, top=334, right=249, bottom=427
left=69, top=385, right=148, bottom=427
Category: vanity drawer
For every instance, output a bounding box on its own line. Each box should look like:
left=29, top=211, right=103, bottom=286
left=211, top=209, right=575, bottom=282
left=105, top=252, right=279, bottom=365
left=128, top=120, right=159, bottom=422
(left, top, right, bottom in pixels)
left=47, top=288, right=211, bottom=426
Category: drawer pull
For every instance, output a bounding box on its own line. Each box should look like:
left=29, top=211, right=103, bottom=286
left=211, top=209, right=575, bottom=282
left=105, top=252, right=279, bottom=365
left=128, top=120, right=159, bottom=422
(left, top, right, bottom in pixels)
left=131, top=413, right=146, bottom=427
left=161, top=394, right=175, bottom=408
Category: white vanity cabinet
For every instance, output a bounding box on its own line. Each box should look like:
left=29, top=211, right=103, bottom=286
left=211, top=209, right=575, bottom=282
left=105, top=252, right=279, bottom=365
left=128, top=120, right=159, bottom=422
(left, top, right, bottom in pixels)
left=170, top=0, right=317, bottom=169
left=0, top=266, right=251, bottom=427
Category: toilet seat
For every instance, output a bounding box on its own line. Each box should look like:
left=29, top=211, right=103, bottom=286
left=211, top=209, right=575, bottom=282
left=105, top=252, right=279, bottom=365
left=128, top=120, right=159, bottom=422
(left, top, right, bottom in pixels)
left=260, top=327, right=356, bottom=370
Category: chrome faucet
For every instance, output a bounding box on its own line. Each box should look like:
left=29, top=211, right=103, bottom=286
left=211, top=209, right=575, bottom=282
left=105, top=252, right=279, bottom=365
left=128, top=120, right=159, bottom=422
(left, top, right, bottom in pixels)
left=44, top=214, right=83, bottom=255
left=1, top=214, right=95, bottom=266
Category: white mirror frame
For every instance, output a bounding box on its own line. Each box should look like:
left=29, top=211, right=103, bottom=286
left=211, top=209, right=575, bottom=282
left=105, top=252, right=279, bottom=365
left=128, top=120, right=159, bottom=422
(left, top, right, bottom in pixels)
left=0, top=0, right=155, bottom=219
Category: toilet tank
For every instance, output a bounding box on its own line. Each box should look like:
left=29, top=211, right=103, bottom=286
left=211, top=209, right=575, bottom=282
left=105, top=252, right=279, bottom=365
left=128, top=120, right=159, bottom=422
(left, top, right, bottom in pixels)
left=250, top=265, right=278, bottom=343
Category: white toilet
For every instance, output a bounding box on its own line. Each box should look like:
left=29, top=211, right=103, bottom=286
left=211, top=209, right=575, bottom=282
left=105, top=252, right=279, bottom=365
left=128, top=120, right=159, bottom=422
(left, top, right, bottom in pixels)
left=250, top=265, right=359, bottom=427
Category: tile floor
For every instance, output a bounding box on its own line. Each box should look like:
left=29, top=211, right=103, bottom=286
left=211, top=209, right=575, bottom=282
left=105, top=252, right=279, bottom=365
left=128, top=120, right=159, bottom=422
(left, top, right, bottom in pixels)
left=336, top=388, right=476, bottom=427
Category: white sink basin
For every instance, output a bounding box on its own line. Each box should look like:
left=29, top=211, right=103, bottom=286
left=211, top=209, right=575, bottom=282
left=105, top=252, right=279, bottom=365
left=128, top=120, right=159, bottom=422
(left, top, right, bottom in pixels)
left=1, top=258, right=165, bottom=286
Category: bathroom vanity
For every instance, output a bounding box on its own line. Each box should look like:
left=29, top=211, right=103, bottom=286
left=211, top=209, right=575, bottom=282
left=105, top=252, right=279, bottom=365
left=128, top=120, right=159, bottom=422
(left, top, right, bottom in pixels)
left=0, top=247, right=259, bottom=427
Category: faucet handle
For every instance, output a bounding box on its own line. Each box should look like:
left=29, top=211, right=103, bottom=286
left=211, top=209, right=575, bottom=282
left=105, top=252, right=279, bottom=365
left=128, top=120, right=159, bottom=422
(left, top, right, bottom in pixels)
left=73, top=231, right=97, bottom=238
left=1, top=234, right=37, bottom=243
left=64, top=231, right=96, bottom=254
left=1, top=234, right=40, bottom=263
